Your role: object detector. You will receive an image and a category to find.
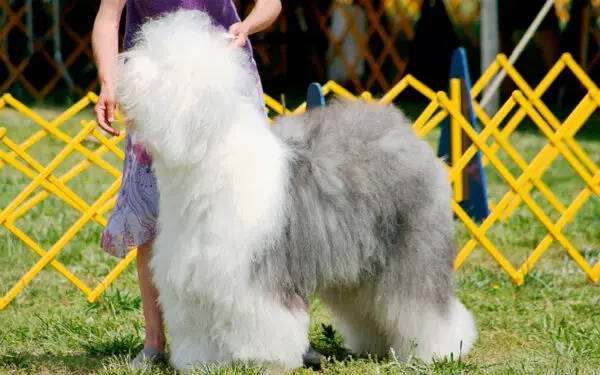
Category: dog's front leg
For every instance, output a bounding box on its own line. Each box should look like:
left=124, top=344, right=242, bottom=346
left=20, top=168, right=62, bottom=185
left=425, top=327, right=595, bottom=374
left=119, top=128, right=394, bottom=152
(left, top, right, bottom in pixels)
left=210, top=291, right=310, bottom=371
left=156, top=287, right=221, bottom=371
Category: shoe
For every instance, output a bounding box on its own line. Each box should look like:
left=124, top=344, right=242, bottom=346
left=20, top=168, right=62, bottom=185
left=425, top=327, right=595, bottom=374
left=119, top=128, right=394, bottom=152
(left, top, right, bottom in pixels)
left=302, top=344, right=323, bottom=370
left=129, top=347, right=166, bottom=369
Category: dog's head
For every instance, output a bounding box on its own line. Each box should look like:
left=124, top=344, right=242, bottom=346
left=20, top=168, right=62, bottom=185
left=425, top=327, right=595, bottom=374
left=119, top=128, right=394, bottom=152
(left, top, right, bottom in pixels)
left=115, top=9, right=258, bottom=168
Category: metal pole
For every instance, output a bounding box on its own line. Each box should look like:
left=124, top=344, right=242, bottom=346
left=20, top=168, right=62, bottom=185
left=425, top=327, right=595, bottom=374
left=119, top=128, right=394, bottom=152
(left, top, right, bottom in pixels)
left=480, top=0, right=499, bottom=115
left=479, top=0, right=556, bottom=113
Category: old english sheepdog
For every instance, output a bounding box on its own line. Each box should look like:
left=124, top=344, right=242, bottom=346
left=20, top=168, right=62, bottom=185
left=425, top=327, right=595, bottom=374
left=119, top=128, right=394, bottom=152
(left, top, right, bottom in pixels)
left=115, top=9, right=477, bottom=372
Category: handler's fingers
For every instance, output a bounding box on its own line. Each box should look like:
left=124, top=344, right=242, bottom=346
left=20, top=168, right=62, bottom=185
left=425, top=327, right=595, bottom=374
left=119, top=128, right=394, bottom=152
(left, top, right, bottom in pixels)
left=94, top=102, right=120, bottom=136
left=233, top=37, right=246, bottom=48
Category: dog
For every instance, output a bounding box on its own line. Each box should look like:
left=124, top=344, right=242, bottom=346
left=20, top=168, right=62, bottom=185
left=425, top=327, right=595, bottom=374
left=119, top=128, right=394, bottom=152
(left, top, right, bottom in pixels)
left=115, top=9, right=477, bottom=372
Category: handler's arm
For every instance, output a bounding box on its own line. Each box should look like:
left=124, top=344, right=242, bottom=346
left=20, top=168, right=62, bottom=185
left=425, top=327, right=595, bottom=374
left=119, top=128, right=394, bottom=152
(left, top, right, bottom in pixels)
left=92, top=0, right=127, bottom=135
left=242, top=0, right=282, bottom=35
left=229, top=0, right=281, bottom=47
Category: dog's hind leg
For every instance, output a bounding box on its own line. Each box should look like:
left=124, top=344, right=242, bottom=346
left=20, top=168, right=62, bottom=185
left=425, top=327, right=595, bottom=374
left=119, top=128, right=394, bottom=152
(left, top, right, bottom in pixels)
left=374, top=195, right=477, bottom=362
left=322, top=283, right=476, bottom=364
left=384, top=295, right=477, bottom=363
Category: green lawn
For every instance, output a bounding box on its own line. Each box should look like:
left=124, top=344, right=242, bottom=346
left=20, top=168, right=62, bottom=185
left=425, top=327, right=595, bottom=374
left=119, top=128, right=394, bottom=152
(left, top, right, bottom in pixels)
left=1, top=101, right=599, bottom=375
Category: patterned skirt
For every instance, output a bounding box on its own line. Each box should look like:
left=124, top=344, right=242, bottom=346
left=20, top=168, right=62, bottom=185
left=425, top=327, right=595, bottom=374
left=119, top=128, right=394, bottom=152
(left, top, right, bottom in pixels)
left=101, top=66, right=266, bottom=258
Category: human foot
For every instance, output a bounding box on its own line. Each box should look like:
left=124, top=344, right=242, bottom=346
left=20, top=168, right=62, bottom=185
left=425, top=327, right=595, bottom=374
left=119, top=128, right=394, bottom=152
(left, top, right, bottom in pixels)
left=303, top=344, right=323, bottom=370
left=130, top=347, right=166, bottom=369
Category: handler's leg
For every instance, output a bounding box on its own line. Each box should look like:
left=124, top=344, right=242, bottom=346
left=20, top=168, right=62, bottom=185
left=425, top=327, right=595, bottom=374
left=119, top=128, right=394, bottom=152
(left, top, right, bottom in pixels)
left=131, top=239, right=167, bottom=368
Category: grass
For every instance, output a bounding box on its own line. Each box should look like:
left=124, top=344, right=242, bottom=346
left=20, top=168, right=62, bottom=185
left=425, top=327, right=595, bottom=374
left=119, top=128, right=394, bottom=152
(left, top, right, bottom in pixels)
left=1, top=99, right=600, bottom=375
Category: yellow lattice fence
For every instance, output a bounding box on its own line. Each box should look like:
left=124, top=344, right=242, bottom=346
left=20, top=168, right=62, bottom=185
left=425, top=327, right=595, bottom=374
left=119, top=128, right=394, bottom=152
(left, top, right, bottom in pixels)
left=1, top=52, right=599, bottom=310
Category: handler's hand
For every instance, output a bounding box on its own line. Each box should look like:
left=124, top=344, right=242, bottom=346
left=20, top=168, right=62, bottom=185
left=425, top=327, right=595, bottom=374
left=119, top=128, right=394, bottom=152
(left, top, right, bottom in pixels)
left=228, top=22, right=249, bottom=48
left=94, top=82, right=120, bottom=136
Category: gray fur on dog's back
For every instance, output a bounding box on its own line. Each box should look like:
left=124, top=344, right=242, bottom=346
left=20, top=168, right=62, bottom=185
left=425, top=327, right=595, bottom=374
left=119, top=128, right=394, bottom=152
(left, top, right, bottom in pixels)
left=252, top=98, right=456, bottom=312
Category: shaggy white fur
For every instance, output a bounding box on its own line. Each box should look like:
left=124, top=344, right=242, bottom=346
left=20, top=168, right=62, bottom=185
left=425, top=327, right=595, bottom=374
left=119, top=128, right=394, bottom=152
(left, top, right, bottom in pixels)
left=115, top=9, right=477, bottom=372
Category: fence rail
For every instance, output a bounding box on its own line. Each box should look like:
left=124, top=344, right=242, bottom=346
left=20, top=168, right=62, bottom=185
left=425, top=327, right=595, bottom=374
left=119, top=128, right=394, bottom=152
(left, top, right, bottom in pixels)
left=1, top=52, right=599, bottom=309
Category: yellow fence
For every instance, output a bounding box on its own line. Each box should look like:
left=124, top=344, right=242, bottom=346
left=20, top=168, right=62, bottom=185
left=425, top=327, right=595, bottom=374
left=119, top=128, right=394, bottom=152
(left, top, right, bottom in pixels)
left=1, top=52, right=599, bottom=310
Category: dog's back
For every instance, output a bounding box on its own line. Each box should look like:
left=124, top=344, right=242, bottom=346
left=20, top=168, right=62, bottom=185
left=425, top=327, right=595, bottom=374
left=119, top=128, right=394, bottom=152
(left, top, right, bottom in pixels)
left=253, top=98, right=456, bottom=306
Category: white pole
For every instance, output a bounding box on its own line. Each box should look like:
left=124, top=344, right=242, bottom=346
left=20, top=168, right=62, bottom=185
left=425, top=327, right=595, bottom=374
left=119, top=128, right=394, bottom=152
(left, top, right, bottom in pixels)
left=480, top=0, right=500, bottom=115
left=479, top=0, right=556, bottom=114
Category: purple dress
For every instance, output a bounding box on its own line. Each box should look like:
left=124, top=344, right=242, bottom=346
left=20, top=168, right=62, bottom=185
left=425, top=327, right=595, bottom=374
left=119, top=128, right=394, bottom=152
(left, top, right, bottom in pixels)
left=100, top=0, right=266, bottom=258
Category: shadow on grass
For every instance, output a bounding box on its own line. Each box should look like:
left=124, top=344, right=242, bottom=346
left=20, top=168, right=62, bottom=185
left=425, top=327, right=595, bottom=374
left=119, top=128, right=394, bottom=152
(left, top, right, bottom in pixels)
left=82, top=332, right=143, bottom=357
left=1, top=331, right=144, bottom=373
left=0, top=350, right=109, bottom=373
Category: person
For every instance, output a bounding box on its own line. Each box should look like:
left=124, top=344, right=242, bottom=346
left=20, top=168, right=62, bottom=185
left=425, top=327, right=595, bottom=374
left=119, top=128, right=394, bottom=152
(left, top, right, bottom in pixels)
left=91, top=0, right=321, bottom=369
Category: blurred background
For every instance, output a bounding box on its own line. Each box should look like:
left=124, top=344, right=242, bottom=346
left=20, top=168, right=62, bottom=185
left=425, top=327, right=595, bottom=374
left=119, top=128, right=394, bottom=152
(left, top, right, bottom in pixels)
left=1, top=0, right=599, bottom=106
